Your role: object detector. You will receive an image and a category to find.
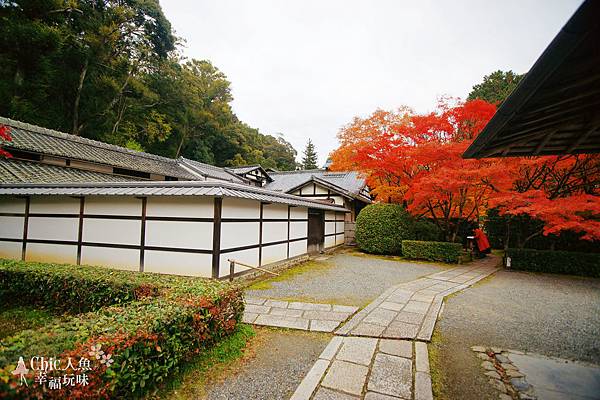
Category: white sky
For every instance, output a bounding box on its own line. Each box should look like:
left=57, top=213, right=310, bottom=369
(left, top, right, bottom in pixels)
left=160, top=0, right=582, bottom=165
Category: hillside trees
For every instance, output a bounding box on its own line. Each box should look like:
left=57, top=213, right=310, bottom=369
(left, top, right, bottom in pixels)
left=0, top=0, right=296, bottom=170
left=467, top=70, right=524, bottom=105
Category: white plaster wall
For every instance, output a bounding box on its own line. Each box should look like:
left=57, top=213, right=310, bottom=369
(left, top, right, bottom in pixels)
left=30, top=197, right=79, bottom=214
left=262, top=203, right=287, bottom=219
left=336, top=221, right=345, bottom=234
left=80, top=246, right=139, bottom=271
left=262, top=243, right=287, bottom=265
left=325, top=221, right=335, bottom=235
left=145, top=250, right=212, bottom=277
left=290, top=207, right=308, bottom=220
left=220, top=248, right=259, bottom=277
left=336, top=234, right=345, bottom=246
left=221, top=222, right=259, bottom=249
left=325, top=236, right=336, bottom=248
left=289, top=239, right=307, bottom=257
left=83, top=219, right=141, bottom=245
left=85, top=197, right=141, bottom=216
left=315, top=184, right=329, bottom=195
left=0, top=197, right=25, bottom=213
left=0, top=241, right=21, bottom=259
left=26, top=243, right=77, bottom=264
left=145, top=220, right=212, bottom=250
left=222, top=198, right=260, bottom=219
left=290, top=221, right=308, bottom=239
left=28, top=217, right=78, bottom=241
left=146, top=197, right=213, bottom=218
left=0, top=216, right=24, bottom=239
left=262, top=221, right=287, bottom=244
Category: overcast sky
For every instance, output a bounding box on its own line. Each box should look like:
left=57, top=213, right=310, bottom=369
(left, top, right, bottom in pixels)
left=160, top=0, right=582, bottom=165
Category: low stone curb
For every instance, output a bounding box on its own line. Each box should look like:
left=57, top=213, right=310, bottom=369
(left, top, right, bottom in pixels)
left=471, top=346, right=537, bottom=400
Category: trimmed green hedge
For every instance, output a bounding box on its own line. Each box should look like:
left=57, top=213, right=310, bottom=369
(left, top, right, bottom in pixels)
left=0, top=259, right=228, bottom=313
left=402, top=240, right=463, bottom=263
left=505, top=248, right=600, bottom=277
left=0, top=259, right=244, bottom=398
left=355, top=204, right=415, bottom=255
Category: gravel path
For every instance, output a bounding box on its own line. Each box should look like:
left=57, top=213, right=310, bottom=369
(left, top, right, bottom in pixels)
left=431, top=269, right=600, bottom=400
left=246, top=251, right=448, bottom=306
left=206, top=327, right=330, bottom=400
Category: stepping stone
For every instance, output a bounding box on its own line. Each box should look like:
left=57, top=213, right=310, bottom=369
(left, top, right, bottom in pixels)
left=304, top=310, right=350, bottom=321
left=403, top=301, right=431, bottom=314
left=395, top=311, right=425, bottom=325
left=383, top=322, right=419, bottom=339
left=269, top=307, right=303, bottom=317
left=322, top=360, right=369, bottom=396
left=378, top=339, right=412, bottom=358
left=313, top=387, right=359, bottom=400
left=245, top=304, right=271, bottom=314
left=242, top=312, right=258, bottom=324
left=352, top=323, right=386, bottom=337
left=415, top=371, right=433, bottom=400
left=254, top=314, right=309, bottom=330
left=367, top=353, right=412, bottom=399
left=336, top=337, right=378, bottom=366
left=379, top=301, right=405, bottom=311
left=310, top=320, right=341, bottom=332
left=363, top=308, right=398, bottom=326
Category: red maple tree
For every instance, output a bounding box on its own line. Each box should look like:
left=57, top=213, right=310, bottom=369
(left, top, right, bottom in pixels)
left=330, top=98, right=600, bottom=243
left=0, top=124, right=11, bottom=158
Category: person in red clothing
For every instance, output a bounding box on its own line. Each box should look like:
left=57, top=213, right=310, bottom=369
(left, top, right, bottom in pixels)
left=473, top=226, right=491, bottom=256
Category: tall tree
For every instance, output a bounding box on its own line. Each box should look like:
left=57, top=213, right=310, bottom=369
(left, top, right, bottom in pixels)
left=301, top=139, right=318, bottom=169
left=467, top=70, right=524, bottom=105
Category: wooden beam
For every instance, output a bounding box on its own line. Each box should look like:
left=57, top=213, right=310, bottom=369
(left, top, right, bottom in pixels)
left=533, top=130, right=557, bottom=155
left=566, top=124, right=598, bottom=153
left=211, top=197, right=223, bottom=278
left=21, top=197, right=30, bottom=261
left=139, top=197, right=147, bottom=272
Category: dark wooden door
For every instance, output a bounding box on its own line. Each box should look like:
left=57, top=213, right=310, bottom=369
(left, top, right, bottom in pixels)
left=307, top=209, right=324, bottom=254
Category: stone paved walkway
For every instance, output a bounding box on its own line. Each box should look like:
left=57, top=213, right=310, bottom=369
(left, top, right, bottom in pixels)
left=243, top=298, right=359, bottom=332
left=336, top=256, right=499, bottom=341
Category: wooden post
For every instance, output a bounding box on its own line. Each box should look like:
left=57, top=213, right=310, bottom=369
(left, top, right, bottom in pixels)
left=229, top=260, right=235, bottom=282
left=212, top=197, right=223, bottom=278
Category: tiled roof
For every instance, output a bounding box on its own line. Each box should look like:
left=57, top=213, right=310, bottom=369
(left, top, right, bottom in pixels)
left=178, top=157, right=248, bottom=183
left=0, top=181, right=349, bottom=212
left=265, top=169, right=370, bottom=202
left=0, top=158, right=137, bottom=183
left=0, top=117, right=199, bottom=180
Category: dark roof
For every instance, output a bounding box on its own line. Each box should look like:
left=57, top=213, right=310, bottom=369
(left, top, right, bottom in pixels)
left=464, top=0, right=600, bottom=158
left=229, top=165, right=273, bottom=182
left=0, top=158, right=137, bottom=183
left=0, top=117, right=199, bottom=179
left=0, top=181, right=349, bottom=212
left=265, top=169, right=371, bottom=203
left=178, top=157, right=248, bottom=183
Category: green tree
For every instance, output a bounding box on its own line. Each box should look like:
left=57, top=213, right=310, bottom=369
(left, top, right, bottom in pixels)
left=467, top=70, right=524, bottom=105
left=301, top=139, right=318, bottom=169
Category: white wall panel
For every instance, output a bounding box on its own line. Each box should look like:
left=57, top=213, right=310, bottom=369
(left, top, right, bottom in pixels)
left=0, top=197, right=25, bottom=213
left=222, top=198, right=260, bottom=218
left=315, top=184, right=329, bottom=195
left=336, top=221, right=345, bottom=234
left=145, top=250, right=212, bottom=277
left=81, top=246, right=139, bottom=271
left=325, top=222, right=335, bottom=235
left=325, top=236, right=336, bottom=248
left=30, top=197, right=79, bottom=214
left=221, top=222, right=259, bottom=249
left=290, top=221, right=308, bottom=239
left=28, top=217, right=78, bottom=241
left=290, top=207, right=308, bottom=220
left=220, top=248, right=259, bottom=277
left=83, top=219, right=140, bottom=245
left=336, top=212, right=345, bottom=221
left=336, top=234, right=345, bottom=246
left=0, top=241, right=21, bottom=259
left=262, top=243, right=287, bottom=265
left=289, top=239, right=307, bottom=257
left=85, top=197, right=141, bottom=216
left=26, top=243, right=77, bottom=264
left=262, top=203, right=287, bottom=219
left=0, top=216, right=24, bottom=239
left=262, top=221, right=287, bottom=244
left=325, top=211, right=335, bottom=220
left=146, top=197, right=213, bottom=218
left=146, top=220, right=212, bottom=249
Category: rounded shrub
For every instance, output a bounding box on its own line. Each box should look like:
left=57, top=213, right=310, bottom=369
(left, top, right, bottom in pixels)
left=355, top=203, right=415, bottom=255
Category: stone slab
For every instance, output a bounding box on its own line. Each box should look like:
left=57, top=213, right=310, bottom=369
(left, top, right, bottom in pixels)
left=367, top=353, right=412, bottom=399
left=313, top=387, right=360, bottom=400
left=320, top=336, right=344, bottom=360
left=264, top=299, right=289, bottom=308
left=304, top=310, right=350, bottom=321
left=254, top=314, right=309, bottom=330
left=351, top=323, right=386, bottom=337
left=269, top=307, right=304, bottom=317
left=336, top=337, right=378, bottom=366
left=363, top=308, right=398, bottom=326
left=242, top=312, right=258, bottom=324
left=379, top=301, right=405, bottom=312
left=415, top=342, right=430, bottom=372
left=289, top=302, right=332, bottom=311
left=415, top=371, right=433, bottom=400
left=322, top=360, right=369, bottom=396
left=290, top=359, right=330, bottom=400
left=310, top=319, right=342, bottom=332
left=383, top=321, right=419, bottom=339
left=332, top=305, right=359, bottom=313
left=378, top=339, right=412, bottom=359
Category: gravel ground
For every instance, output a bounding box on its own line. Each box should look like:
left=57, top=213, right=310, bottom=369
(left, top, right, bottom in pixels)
left=206, top=327, right=330, bottom=400
left=246, top=251, right=448, bottom=306
left=431, top=269, right=600, bottom=400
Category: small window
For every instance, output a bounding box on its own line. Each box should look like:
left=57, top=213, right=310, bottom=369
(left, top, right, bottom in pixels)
left=113, top=167, right=151, bottom=179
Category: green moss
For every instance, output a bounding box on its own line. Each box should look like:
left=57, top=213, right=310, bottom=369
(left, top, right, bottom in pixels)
left=428, top=329, right=448, bottom=400
left=154, top=324, right=256, bottom=399
left=245, top=261, right=332, bottom=290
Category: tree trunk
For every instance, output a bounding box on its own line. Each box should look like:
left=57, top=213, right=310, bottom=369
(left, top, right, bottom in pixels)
left=72, top=58, right=89, bottom=136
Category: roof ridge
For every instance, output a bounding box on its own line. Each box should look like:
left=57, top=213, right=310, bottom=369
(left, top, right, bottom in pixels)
left=0, top=116, right=179, bottom=165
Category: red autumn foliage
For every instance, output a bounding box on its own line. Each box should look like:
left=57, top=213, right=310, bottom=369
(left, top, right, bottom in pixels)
left=330, top=98, right=600, bottom=242
left=0, top=124, right=12, bottom=158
